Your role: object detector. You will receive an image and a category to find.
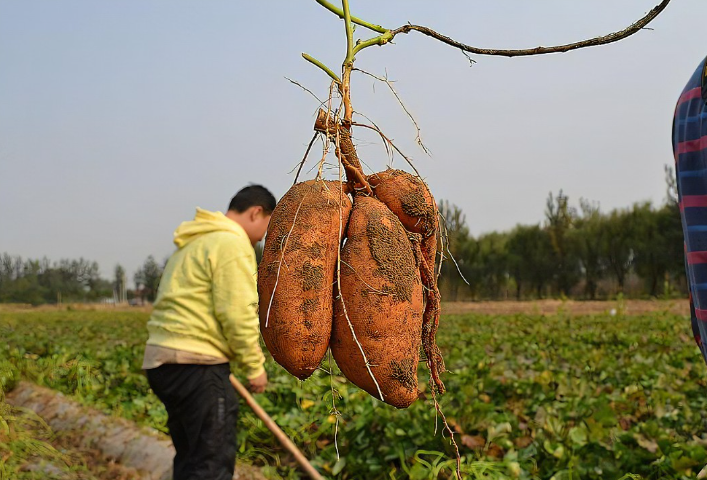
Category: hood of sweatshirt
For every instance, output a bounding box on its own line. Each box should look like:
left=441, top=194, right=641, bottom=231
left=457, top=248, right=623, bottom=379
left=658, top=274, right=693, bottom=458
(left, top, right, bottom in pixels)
left=173, top=208, right=246, bottom=248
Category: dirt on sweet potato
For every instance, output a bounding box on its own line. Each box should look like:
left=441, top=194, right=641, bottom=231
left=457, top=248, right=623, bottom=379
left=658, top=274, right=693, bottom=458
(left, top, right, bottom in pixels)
left=331, top=196, right=424, bottom=408
left=258, top=179, right=352, bottom=380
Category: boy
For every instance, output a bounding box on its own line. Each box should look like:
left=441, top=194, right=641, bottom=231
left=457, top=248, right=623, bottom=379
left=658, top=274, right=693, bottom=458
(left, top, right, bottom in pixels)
left=143, top=185, right=276, bottom=480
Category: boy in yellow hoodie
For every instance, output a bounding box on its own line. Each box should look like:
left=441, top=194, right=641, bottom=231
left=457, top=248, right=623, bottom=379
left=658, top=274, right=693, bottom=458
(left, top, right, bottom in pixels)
left=143, top=184, right=276, bottom=480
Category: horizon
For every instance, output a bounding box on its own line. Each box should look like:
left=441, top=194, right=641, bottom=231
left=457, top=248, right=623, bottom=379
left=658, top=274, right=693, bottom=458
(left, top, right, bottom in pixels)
left=1, top=0, right=705, bottom=281
left=0, top=184, right=676, bottom=289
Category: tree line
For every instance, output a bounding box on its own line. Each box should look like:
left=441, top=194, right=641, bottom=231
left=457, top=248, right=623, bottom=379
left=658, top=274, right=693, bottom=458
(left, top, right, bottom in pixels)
left=0, top=170, right=687, bottom=305
left=439, top=170, right=684, bottom=301
left=0, top=254, right=165, bottom=305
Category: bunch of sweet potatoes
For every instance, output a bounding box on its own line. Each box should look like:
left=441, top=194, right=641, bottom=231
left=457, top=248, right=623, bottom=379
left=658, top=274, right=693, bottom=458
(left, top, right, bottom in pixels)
left=258, top=121, right=444, bottom=408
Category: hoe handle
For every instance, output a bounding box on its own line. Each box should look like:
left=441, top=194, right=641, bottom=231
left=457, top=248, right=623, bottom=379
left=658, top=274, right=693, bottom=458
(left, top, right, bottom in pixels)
left=229, top=374, right=324, bottom=480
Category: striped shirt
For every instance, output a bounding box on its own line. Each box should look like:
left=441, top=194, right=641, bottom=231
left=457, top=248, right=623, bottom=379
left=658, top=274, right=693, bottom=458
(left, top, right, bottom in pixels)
left=673, top=56, right=707, bottom=363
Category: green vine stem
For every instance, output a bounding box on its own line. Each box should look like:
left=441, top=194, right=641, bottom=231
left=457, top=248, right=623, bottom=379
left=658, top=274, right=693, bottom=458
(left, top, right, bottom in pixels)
left=341, top=0, right=354, bottom=125
left=352, top=31, right=394, bottom=56
left=314, top=0, right=387, bottom=34
left=342, top=0, right=354, bottom=63
left=301, top=53, right=341, bottom=85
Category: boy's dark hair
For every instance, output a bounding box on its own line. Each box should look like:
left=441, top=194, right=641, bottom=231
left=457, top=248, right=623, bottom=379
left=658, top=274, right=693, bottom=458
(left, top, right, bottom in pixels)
left=228, top=185, right=277, bottom=214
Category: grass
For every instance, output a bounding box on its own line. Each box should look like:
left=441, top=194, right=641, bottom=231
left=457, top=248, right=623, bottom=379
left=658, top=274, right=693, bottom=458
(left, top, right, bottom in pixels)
left=1, top=306, right=707, bottom=479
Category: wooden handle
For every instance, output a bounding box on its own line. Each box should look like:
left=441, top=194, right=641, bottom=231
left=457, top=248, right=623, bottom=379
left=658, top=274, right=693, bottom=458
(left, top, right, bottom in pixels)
left=229, top=374, right=325, bottom=480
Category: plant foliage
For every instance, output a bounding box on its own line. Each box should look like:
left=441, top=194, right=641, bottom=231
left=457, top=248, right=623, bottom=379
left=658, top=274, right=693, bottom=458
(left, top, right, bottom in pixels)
left=2, top=309, right=706, bottom=479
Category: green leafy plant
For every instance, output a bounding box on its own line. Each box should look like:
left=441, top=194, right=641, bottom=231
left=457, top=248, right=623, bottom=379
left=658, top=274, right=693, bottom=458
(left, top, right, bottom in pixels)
left=3, top=308, right=707, bottom=479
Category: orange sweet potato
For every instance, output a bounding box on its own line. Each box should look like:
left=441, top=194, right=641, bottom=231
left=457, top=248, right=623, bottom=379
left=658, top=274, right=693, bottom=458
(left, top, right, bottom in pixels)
left=369, top=168, right=445, bottom=394
left=368, top=168, right=437, bottom=238
left=331, top=196, right=424, bottom=408
left=258, top=180, right=352, bottom=380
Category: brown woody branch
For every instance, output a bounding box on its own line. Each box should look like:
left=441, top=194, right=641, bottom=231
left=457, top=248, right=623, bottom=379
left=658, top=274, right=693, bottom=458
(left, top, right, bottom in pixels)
left=386, top=0, right=671, bottom=58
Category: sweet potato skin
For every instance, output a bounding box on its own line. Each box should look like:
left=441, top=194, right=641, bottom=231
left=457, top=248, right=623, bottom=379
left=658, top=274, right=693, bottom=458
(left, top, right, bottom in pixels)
left=332, top=196, right=423, bottom=408
left=368, top=169, right=437, bottom=238
left=258, top=180, right=352, bottom=380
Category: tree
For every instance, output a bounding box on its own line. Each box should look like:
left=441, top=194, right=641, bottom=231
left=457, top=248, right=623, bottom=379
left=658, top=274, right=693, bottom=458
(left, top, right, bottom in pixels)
left=476, top=232, right=509, bottom=300
left=662, top=165, right=686, bottom=291
left=603, top=208, right=635, bottom=293
left=545, top=191, right=580, bottom=296
left=438, top=200, right=473, bottom=301
left=632, top=202, right=683, bottom=297
left=134, top=255, right=163, bottom=303
left=507, top=224, right=555, bottom=299
left=0, top=254, right=115, bottom=304
left=114, top=264, right=127, bottom=303
left=51, top=258, right=93, bottom=301
left=571, top=199, right=607, bottom=299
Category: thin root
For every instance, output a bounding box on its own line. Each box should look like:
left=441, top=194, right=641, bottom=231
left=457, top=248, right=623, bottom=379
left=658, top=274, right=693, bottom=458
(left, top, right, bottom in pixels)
left=353, top=67, right=431, bottom=156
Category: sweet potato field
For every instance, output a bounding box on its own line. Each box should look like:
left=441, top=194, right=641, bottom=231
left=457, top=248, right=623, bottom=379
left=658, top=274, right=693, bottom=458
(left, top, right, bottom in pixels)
left=2, top=305, right=707, bottom=479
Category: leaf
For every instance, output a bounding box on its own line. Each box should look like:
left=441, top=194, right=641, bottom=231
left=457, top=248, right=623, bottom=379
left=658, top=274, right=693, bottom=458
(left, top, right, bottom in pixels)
left=461, top=435, right=485, bottom=450
left=536, top=370, right=553, bottom=385
left=534, top=407, right=547, bottom=426
left=332, top=457, right=346, bottom=476
left=408, top=464, right=430, bottom=480
left=543, top=440, right=565, bottom=459
left=568, top=426, right=588, bottom=447
left=508, top=461, right=522, bottom=478
left=447, top=418, right=464, bottom=434
left=672, top=455, right=698, bottom=472
left=487, top=422, right=512, bottom=440
left=633, top=434, right=659, bottom=454
left=487, top=443, right=505, bottom=458
left=514, top=436, right=533, bottom=449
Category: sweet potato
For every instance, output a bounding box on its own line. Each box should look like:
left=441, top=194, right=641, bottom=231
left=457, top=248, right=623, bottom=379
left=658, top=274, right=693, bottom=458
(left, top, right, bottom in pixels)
left=258, top=180, right=352, bottom=380
left=332, top=196, right=424, bottom=408
left=369, top=168, right=446, bottom=394
left=368, top=168, right=437, bottom=238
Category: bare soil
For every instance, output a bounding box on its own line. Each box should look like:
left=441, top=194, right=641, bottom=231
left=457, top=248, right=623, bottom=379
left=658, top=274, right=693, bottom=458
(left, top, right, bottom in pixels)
left=2, top=299, right=689, bottom=317
left=441, top=299, right=689, bottom=316
left=0, top=303, right=151, bottom=313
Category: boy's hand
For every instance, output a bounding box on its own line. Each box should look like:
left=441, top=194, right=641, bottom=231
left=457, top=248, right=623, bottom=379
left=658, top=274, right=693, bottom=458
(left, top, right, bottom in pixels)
left=248, top=371, right=268, bottom=393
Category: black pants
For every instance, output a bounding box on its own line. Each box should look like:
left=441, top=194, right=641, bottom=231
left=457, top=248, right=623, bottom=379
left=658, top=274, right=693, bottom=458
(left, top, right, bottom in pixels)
left=147, top=363, right=239, bottom=480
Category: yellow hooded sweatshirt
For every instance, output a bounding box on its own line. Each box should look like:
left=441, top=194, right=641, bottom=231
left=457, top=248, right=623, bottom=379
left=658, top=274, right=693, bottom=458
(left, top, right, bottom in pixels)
left=145, top=208, right=265, bottom=379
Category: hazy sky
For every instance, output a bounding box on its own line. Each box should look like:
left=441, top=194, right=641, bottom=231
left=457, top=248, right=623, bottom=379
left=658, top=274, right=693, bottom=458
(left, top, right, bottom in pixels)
left=1, top=0, right=706, bottom=283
